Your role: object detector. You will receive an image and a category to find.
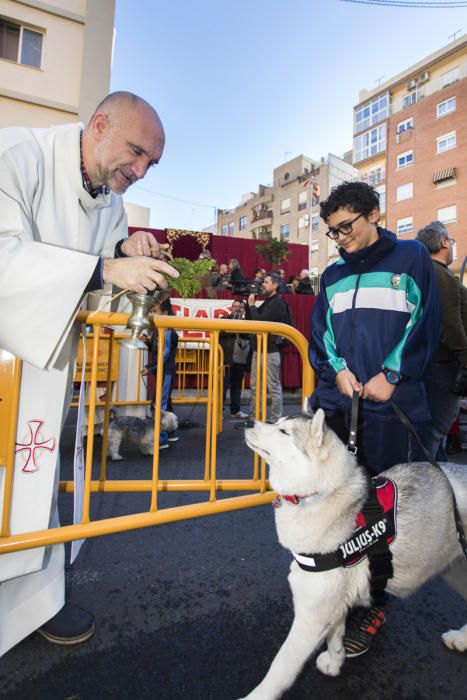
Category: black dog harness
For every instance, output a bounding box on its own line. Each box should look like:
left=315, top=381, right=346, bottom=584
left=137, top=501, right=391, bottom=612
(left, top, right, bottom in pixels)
left=273, top=477, right=396, bottom=597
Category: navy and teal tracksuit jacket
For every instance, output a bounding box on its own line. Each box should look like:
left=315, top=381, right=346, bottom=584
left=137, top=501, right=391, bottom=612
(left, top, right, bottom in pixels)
left=309, top=228, right=440, bottom=424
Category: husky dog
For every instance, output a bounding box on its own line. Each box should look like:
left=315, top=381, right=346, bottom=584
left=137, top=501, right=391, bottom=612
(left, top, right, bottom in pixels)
left=107, top=411, right=178, bottom=461
left=240, top=410, right=467, bottom=700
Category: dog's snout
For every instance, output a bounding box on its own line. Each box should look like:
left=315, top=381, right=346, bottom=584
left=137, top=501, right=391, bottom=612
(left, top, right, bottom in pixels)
left=245, top=419, right=255, bottom=429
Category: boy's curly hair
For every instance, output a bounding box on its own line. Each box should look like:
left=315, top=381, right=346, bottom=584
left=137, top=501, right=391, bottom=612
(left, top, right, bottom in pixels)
left=320, top=181, right=380, bottom=221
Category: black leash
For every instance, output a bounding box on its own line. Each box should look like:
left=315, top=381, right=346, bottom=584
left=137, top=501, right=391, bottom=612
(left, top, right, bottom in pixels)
left=391, top=402, right=467, bottom=561
left=347, top=390, right=360, bottom=454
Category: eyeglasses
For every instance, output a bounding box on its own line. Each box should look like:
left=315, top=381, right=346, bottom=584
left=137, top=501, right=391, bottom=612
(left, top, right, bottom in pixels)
left=325, top=213, right=363, bottom=240
left=445, top=236, right=456, bottom=244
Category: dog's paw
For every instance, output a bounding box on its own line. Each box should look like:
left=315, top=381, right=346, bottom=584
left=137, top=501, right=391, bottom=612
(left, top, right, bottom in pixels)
left=109, top=454, right=123, bottom=461
left=316, top=649, right=344, bottom=676
left=442, top=624, right=467, bottom=652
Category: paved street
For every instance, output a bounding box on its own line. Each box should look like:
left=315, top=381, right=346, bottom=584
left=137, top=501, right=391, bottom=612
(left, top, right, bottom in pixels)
left=1, top=402, right=466, bottom=700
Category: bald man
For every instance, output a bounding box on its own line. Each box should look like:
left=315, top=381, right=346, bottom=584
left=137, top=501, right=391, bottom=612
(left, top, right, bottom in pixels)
left=0, top=92, right=178, bottom=655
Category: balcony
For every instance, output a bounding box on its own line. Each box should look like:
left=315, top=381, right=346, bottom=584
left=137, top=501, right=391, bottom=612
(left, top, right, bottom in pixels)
left=360, top=170, right=385, bottom=186
left=252, top=209, right=273, bottom=223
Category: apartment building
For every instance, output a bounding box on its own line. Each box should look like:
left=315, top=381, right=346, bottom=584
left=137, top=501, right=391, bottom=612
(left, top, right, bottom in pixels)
left=216, top=153, right=356, bottom=274
left=0, top=0, right=115, bottom=127
left=353, top=34, right=467, bottom=272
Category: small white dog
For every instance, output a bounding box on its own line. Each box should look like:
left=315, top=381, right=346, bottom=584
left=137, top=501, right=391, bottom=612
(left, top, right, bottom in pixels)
left=240, top=410, right=467, bottom=700
left=107, top=411, right=178, bottom=461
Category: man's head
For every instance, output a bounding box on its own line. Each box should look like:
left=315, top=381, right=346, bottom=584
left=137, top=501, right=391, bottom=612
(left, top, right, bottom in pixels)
left=416, top=220, right=455, bottom=266
left=83, top=91, right=165, bottom=194
left=262, top=273, right=280, bottom=297
left=231, top=299, right=245, bottom=318
left=299, top=269, right=310, bottom=280
left=254, top=268, right=264, bottom=281
left=320, top=181, right=380, bottom=254
left=219, top=263, right=228, bottom=275
left=277, top=269, right=286, bottom=280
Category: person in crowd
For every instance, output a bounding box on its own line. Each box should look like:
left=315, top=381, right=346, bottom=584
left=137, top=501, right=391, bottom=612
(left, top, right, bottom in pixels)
left=142, top=298, right=179, bottom=447
left=228, top=258, right=247, bottom=294
left=309, top=180, right=439, bottom=659
left=295, top=269, right=315, bottom=295
left=216, top=263, right=231, bottom=290
left=198, top=249, right=218, bottom=299
left=246, top=273, right=289, bottom=423
left=275, top=268, right=289, bottom=294
left=287, top=275, right=300, bottom=293
left=251, top=268, right=265, bottom=294
left=0, top=91, right=179, bottom=656
left=219, top=299, right=250, bottom=419
left=416, top=221, right=467, bottom=461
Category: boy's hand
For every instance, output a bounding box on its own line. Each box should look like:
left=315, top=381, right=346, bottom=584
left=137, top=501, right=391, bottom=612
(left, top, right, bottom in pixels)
left=335, top=369, right=362, bottom=399
left=362, top=372, right=396, bottom=402
left=141, top=367, right=149, bottom=377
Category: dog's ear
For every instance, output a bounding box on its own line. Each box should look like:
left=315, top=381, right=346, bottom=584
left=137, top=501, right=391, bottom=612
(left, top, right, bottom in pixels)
left=309, top=408, right=327, bottom=448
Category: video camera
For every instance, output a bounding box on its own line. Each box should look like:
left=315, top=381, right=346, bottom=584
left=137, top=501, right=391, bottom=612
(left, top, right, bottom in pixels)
left=233, top=282, right=261, bottom=297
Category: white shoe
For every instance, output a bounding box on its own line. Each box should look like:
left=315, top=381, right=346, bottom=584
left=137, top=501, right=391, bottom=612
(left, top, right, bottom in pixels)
left=230, top=411, right=248, bottom=419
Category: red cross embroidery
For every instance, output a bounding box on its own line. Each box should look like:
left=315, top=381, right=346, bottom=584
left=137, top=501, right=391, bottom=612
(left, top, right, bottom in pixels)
left=15, top=419, right=56, bottom=473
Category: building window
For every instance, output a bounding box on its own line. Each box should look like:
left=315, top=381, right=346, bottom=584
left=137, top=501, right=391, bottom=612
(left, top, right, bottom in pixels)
left=0, top=19, right=43, bottom=68
left=441, top=67, right=459, bottom=88
left=353, top=124, right=386, bottom=163
left=228, top=222, right=234, bottom=236
left=280, top=224, right=290, bottom=239
left=396, top=217, right=413, bottom=235
left=221, top=224, right=228, bottom=236
left=403, top=91, right=420, bottom=108
left=354, top=93, right=389, bottom=134
left=297, top=215, right=309, bottom=230
left=298, top=190, right=307, bottom=210
left=310, top=239, right=319, bottom=253
left=396, top=182, right=413, bottom=201
left=281, top=198, right=291, bottom=212
left=311, top=215, right=320, bottom=233
left=437, top=96, right=456, bottom=118
left=396, top=117, right=413, bottom=133
left=437, top=131, right=456, bottom=154
left=375, top=185, right=386, bottom=214
left=437, top=205, right=457, bottom=224
left=239, top=216, right=247, bottom=231
left=397, top=150, right=413, bottom=169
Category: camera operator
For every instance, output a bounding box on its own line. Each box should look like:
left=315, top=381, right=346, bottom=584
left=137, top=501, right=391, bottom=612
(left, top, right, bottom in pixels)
left=245, top=272, right=289, bottom=423
left=417, top=221, right=467, bottom=460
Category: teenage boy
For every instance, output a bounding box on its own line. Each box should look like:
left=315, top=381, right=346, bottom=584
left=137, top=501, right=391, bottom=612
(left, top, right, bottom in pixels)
left=309, top=180, right=440, bottom=657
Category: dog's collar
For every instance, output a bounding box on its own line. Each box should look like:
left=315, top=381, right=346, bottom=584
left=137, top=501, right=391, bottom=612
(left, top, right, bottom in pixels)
left=272, top=494, right=319, bottom=508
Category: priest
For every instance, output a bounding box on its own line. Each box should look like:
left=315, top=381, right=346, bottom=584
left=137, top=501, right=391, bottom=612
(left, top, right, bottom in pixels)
left=0, top=92, right=178, bottom=655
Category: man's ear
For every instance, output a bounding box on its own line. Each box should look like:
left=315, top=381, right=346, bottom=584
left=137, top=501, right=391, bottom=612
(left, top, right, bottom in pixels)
left=90, top=112, right=109, bottom=141
left=310, top=408, right=327, bottom=448
left=368, top=207, right=380, bottom=225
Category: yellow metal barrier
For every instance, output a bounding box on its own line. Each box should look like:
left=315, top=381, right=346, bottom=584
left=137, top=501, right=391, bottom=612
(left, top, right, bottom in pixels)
left=0, top=312, right=313, bottom=554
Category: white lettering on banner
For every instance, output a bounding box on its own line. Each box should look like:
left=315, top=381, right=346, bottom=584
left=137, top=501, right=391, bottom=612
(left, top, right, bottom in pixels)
left=71, top=325, right=86, bottom=564
left=170, top=298, right=233, bottom=339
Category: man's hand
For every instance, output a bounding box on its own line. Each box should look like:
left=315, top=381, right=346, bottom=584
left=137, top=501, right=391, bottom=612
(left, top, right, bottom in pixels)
left=362, top=372, right=396, bottom=403
left=335, top=369, right=363, bottom=399
left=141, top=367, right=149, bottom=377
left=103, top=257, right=179, bottom=294
left=120, top=231, right=171, bottom=259
left=247, top=293, right=256, bottom=306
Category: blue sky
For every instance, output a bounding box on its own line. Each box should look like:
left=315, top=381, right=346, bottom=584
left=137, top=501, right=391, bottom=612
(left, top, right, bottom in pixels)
left=111, top=0, right=467, bottom=231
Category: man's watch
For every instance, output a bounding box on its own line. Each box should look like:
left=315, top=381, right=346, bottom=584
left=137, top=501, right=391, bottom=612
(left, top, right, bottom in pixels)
left=382, top=368, right=402, bottom=385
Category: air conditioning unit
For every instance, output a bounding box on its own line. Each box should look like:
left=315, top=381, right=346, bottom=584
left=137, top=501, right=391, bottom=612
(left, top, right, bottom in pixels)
left=406, top=79, right=417, bottom=90
left=419, top=71, right=429, bottom=83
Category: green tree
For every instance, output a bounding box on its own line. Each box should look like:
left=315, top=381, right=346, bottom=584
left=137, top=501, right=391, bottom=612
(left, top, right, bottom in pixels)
left=256, top=238, right=290, bottom=266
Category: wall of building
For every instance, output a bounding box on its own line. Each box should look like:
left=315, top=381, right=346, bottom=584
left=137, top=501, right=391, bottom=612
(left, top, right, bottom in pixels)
left=0, top=0, right=114, bottom=128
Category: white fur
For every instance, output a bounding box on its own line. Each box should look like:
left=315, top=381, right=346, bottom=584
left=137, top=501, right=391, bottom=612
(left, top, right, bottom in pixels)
left=239, top=410, right=467, bottom=700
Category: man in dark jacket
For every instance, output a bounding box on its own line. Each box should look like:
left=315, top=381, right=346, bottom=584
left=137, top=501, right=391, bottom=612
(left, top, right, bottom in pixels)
left=246, top=273, right=288, bottom=422
left=219, top=299, right=250, bottom=419
left=416, top=220, right=467, bottom=460
left=295, top=269, right=315, bottom=295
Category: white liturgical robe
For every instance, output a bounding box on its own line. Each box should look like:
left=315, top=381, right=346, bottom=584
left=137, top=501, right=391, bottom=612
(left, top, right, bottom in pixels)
left=0, top=122, right=128, bottom=655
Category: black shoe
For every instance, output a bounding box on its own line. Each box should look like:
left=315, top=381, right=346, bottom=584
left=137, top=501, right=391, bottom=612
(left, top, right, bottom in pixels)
left=343, top=605, right=386, bottom=658
left=37, top=603, right=95, bottom=645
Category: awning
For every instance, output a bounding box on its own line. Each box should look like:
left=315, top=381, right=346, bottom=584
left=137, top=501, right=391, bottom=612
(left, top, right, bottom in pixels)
left=433, top=167, right=456, bottom=183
